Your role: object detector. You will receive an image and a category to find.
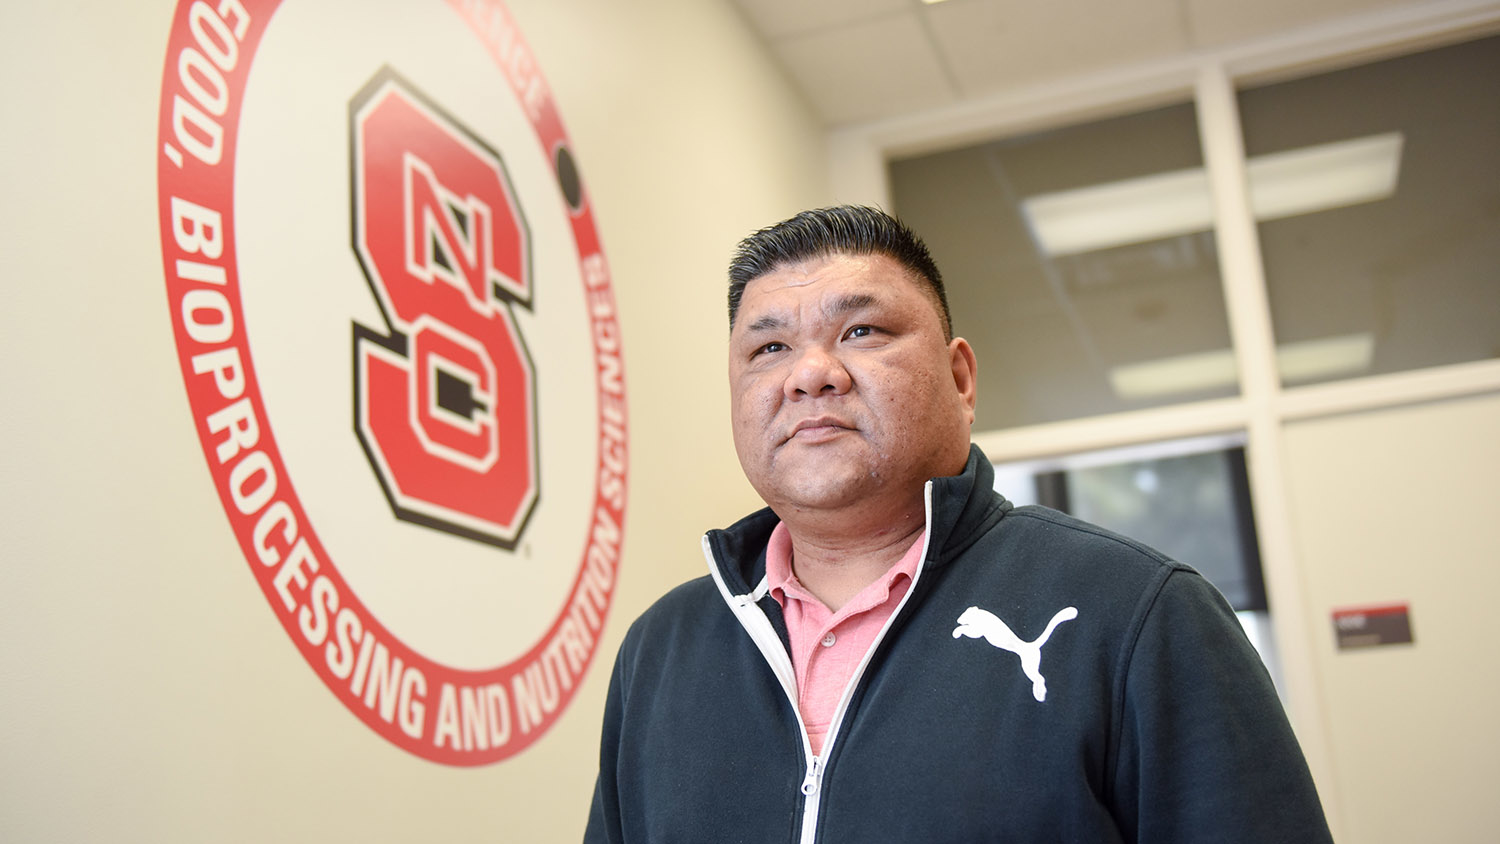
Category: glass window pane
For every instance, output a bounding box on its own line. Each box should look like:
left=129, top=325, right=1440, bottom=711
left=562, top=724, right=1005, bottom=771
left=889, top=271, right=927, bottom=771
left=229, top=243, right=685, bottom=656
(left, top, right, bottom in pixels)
left=1239, top=35, right=1500, bottom=386
left=1027, top=444, right=1267, bottom=612
left=890, top=103, right=1238, bottom=431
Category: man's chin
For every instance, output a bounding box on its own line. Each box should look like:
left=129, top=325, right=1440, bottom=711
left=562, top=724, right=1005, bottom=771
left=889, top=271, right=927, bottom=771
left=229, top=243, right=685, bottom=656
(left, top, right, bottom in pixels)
left=761, top=471, right=876, bottom=515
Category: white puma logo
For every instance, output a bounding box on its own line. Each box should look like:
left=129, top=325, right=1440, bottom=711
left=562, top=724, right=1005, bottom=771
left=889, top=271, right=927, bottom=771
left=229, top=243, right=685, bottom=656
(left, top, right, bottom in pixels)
left=952, top=605, right=1078, bottom=702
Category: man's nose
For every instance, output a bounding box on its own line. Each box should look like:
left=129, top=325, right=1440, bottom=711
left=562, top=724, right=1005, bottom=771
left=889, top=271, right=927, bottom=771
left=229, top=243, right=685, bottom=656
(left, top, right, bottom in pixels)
left=784, top=346, right=852, bottom=398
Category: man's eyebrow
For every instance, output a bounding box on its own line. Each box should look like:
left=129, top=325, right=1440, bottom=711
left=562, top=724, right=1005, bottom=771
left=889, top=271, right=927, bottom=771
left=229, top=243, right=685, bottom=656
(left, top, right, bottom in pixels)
left=744, top=314, right=786, bottom=334
left=826, top=293, right=878, bottom=317
left=742, top=293, right=882, bottom=334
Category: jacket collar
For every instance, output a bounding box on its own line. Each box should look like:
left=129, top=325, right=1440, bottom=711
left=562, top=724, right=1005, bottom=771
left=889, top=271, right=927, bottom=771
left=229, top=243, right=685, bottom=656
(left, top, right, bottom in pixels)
left=704, top=444, right=1011, bottom=596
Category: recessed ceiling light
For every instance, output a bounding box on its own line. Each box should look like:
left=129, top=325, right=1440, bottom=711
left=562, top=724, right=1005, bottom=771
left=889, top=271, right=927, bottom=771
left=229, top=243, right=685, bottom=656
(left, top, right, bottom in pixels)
left=1107, top=333, right=1376, bottom=399
left=1021, top=133, right=1403, bottom=256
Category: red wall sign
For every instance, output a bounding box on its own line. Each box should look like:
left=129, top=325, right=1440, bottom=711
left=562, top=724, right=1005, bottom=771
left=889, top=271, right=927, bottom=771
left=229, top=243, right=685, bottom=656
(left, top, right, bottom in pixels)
left=1332, top=603, right=1414, bottom=650
left=156, top=0, right=626, bottom=765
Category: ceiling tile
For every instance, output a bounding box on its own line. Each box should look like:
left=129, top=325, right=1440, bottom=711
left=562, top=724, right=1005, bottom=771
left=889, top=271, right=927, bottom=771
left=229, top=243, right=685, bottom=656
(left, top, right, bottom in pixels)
left=773, top=12, right=958, bottom=125
left=926, top=0, right=1189, bottom=97
left=1186, top=0, right=1418, bottom=47
left=729, top=0, right=913, bottom=40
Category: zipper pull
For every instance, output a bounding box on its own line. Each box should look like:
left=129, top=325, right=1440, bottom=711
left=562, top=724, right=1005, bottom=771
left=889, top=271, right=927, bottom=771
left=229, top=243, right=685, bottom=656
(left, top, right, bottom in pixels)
left=800, top=757, right=823, bottom=797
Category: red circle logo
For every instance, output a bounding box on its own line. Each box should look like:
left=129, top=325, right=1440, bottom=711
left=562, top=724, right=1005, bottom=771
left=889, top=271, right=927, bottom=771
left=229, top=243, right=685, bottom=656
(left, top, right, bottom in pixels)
left=156, top=0, right=626, bottom=765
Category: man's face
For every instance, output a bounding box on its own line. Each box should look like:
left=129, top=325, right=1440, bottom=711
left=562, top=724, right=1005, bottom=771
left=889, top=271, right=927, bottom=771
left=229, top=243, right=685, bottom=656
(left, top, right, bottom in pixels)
left=728, top=252, right=977, bottom=519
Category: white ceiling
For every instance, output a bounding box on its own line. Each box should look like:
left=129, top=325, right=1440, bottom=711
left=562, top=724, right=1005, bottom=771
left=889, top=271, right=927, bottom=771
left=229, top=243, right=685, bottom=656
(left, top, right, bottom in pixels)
left=727, top=0, right=1448, bottom=126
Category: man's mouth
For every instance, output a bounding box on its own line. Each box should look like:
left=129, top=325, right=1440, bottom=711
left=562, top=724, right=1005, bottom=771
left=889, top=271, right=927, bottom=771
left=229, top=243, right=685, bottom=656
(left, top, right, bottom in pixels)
left=786, top=416, right=854, bottom=443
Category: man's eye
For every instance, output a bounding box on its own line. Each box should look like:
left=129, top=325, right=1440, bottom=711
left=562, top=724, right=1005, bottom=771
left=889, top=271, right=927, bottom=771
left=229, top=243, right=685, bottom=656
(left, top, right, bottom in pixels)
left=844, top=325, right=874, bottom=340
left=756, top=342, right=787, bottom=356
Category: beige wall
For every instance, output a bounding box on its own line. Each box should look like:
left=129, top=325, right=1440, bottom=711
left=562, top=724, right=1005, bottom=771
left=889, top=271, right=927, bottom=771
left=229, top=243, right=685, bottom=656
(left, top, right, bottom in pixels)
left=5, top=2, right=1497, bottom=843
left=1283, top=392, right=1500, bottom=843
left=0, top=1, right=825, bottom=841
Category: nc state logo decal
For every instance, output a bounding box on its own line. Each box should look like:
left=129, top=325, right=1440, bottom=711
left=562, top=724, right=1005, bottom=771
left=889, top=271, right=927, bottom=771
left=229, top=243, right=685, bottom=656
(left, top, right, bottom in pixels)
left=353, top=71, right=539, bottom=549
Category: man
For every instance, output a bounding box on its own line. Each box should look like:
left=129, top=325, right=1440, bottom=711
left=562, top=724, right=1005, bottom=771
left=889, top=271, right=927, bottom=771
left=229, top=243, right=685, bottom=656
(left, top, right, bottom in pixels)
left=586, top=206, right=1332, bottom=843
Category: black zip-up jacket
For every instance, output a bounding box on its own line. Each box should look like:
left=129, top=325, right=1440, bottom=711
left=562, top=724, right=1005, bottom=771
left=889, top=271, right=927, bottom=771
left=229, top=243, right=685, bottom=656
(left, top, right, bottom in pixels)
left=586, top=446, right=1333, bottom=843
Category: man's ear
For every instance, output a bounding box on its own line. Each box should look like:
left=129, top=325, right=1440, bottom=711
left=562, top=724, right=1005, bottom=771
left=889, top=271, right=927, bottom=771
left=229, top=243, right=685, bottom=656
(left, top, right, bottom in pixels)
left=949, top=337, right=978, bottom=425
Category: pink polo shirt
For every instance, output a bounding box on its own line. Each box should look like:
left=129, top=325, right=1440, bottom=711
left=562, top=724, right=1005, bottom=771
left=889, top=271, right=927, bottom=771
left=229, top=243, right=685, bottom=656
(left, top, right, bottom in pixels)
left=764, top=521, right=925, bottom=756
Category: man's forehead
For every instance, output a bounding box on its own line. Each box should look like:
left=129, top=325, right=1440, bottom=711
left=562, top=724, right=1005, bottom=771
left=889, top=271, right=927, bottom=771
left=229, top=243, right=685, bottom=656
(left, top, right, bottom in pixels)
left=743, top=254, right=915, bottom=301
left=739, top=253, right=929, bottom=316
left=755, top=252, right=880, bottom=285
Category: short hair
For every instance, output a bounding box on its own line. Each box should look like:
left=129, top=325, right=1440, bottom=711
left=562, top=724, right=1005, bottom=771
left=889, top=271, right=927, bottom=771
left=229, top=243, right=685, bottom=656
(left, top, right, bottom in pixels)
left=727, top=205, right=953, bottom=340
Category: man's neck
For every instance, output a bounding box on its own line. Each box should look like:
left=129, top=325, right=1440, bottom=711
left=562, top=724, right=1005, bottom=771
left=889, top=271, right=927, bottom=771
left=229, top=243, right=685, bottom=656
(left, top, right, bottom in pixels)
left=782, top=510, right=926, bottom=612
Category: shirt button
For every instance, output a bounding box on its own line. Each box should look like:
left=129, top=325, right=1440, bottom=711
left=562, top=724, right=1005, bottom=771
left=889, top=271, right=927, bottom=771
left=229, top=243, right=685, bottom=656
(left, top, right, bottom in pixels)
left=821, top=633, right=837, bottom=648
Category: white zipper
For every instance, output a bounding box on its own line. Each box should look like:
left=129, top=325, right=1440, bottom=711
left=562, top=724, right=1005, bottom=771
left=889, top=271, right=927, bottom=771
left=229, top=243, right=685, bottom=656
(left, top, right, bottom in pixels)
left=703, top=481, right=936, bottom=844
left=797, top=755, right=825, bottom=844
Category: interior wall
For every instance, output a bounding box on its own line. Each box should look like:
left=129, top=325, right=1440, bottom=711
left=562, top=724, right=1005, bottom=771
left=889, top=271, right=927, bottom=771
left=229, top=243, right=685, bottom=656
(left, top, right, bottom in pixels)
left=0, top=1, right=826, bottom=842
left=1282, top=392, right=1500, bottom=844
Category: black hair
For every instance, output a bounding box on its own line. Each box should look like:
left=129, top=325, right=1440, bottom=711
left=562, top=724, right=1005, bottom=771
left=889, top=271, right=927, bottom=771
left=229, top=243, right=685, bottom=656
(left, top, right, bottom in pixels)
left=727, top=205, right=952, bottom=340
